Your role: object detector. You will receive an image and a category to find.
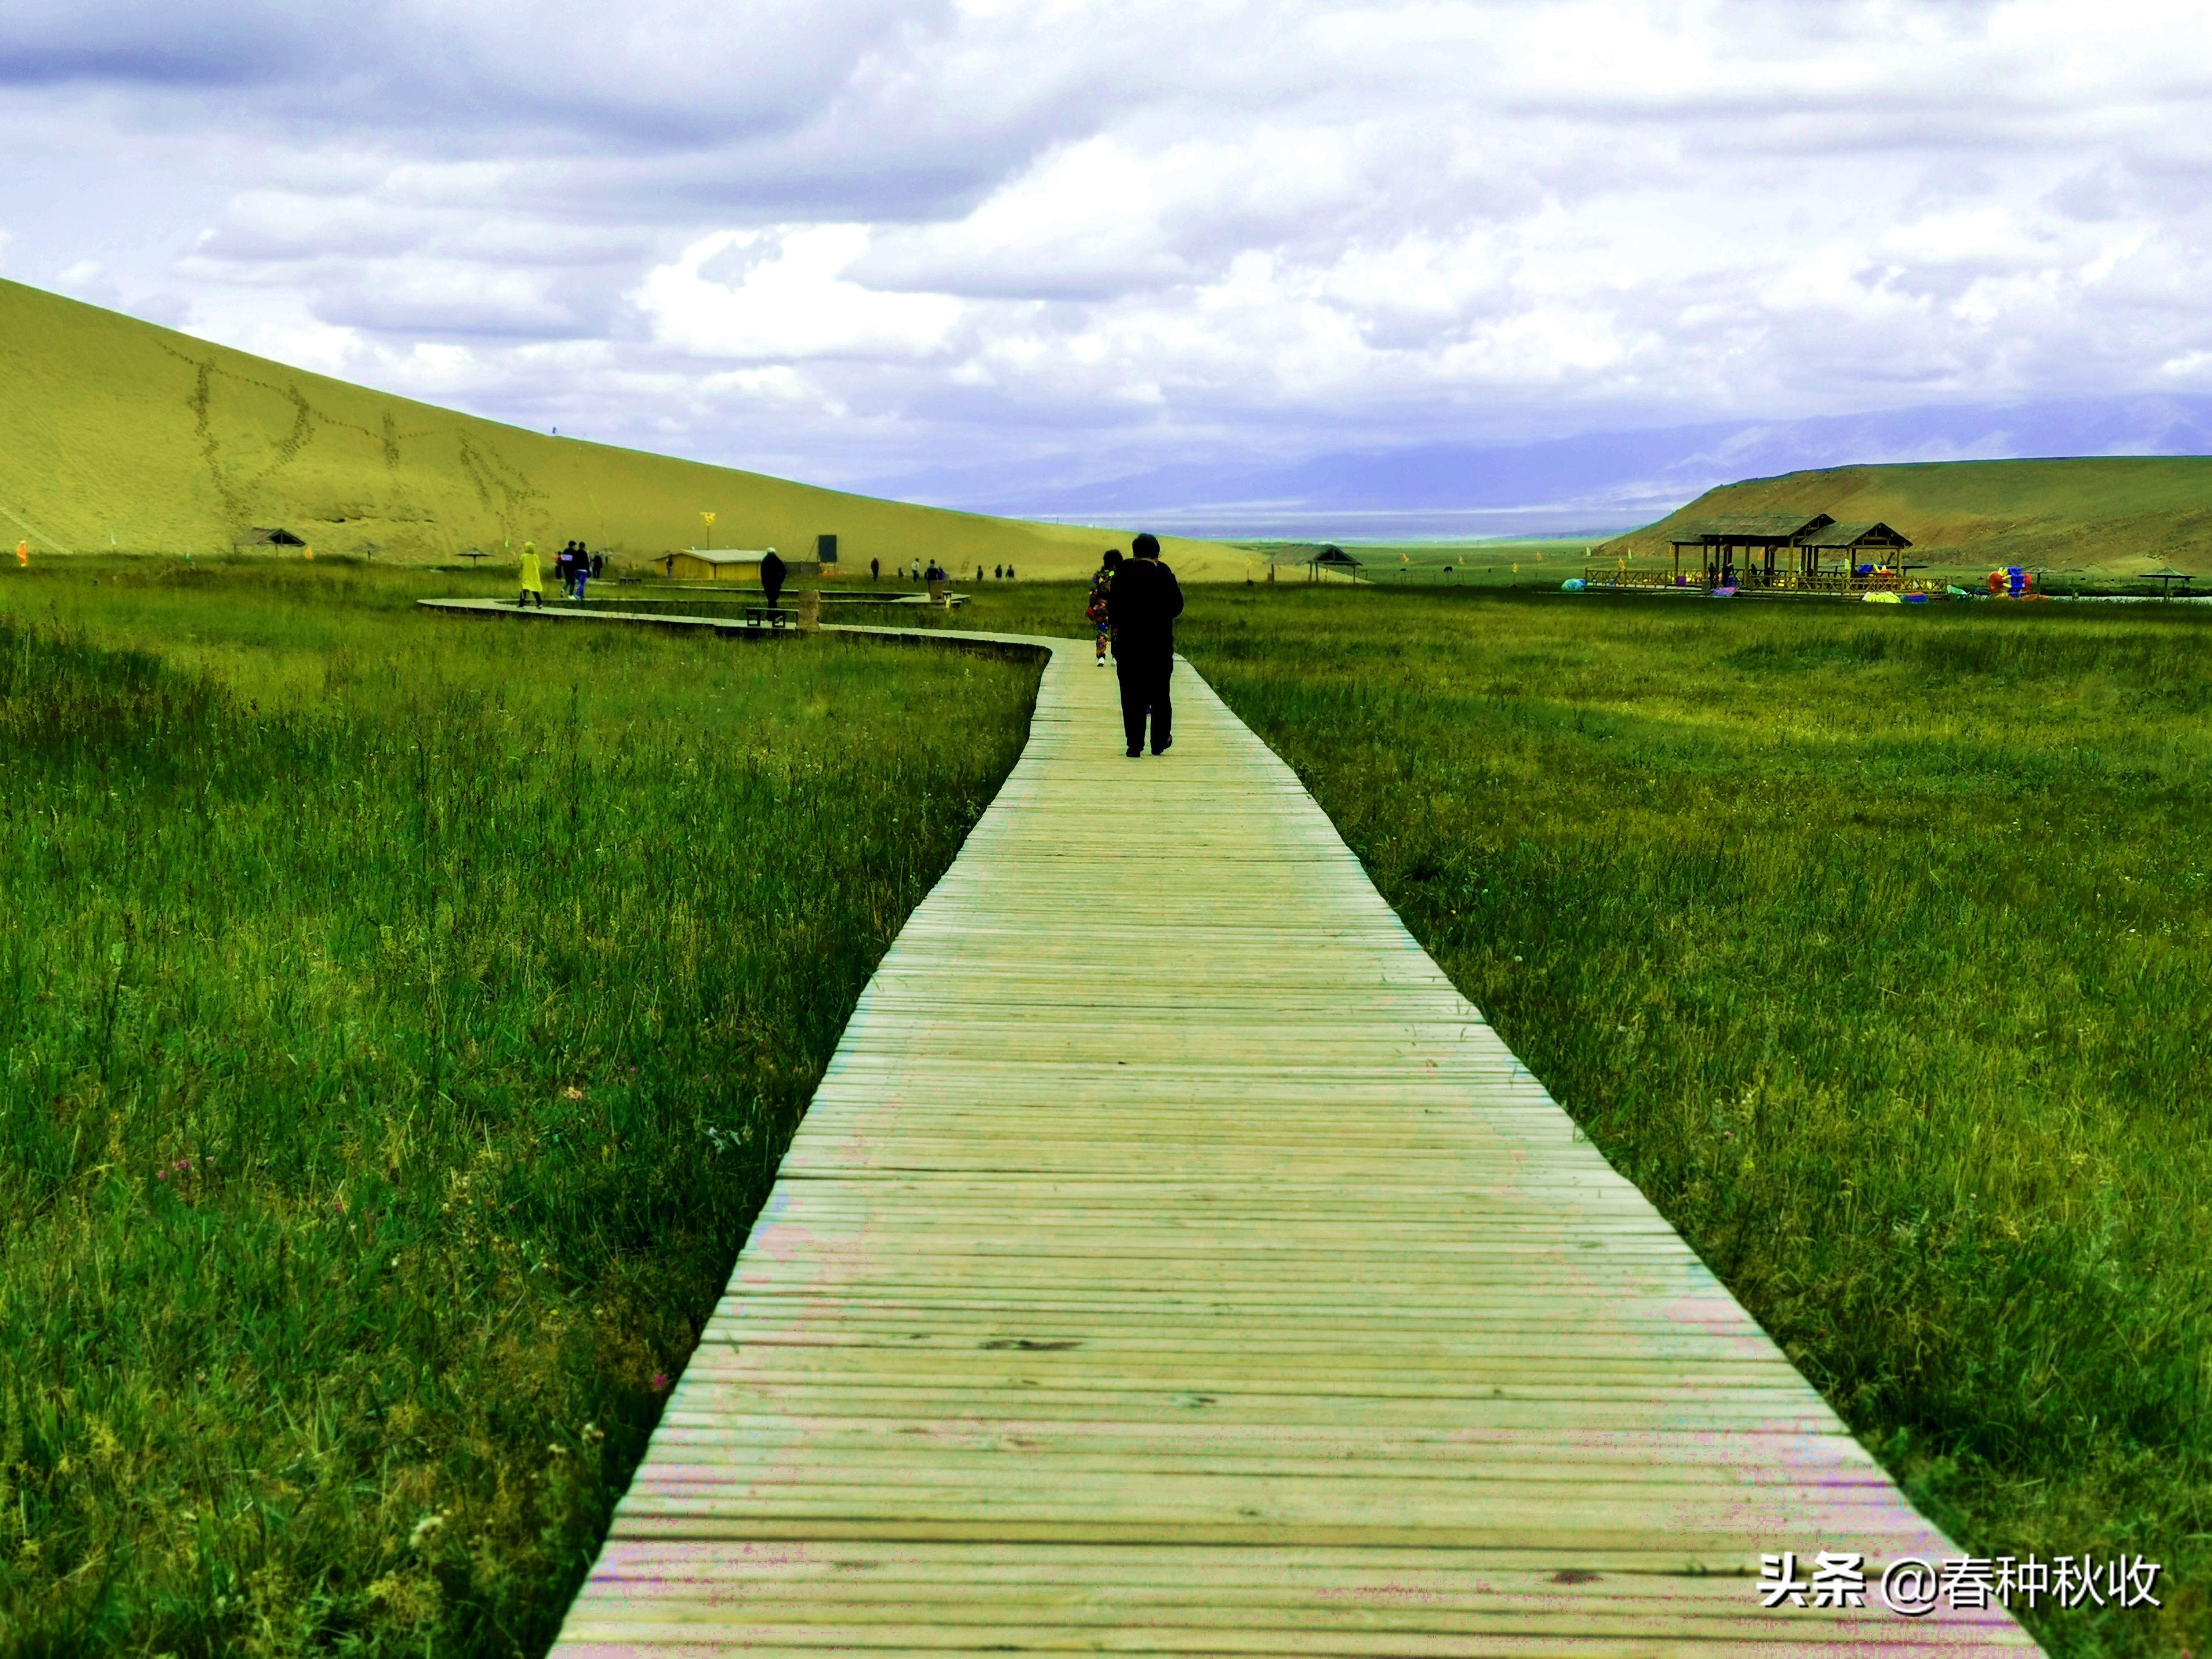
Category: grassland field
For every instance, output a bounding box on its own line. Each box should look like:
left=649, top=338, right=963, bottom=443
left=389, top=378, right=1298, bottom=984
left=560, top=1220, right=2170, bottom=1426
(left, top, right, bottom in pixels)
left=4, top=556, right=2208, bottom=1658
left=0, top=556, right=1040, bottom=1657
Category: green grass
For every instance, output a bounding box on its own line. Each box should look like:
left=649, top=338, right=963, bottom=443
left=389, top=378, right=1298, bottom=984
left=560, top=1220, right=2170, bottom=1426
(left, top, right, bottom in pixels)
left=914, top=579, right=2212, bottom=1658
left=0, top=558, right=1040, bottom=1656
left=1228, top=540, right=1595, bottom=589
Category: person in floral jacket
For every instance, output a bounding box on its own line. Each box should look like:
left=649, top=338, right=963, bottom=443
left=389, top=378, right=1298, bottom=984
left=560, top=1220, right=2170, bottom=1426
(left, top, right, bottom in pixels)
left=1086, top=549, right=1123, bottom=664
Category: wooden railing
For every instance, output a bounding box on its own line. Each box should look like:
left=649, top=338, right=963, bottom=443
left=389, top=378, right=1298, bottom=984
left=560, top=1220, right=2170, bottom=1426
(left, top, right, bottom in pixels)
left=1583, top=566, right=1905, bottom=594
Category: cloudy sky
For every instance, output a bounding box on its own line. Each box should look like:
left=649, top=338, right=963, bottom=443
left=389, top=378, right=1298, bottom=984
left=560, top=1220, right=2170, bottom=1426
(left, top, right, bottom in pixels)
left=6, top=1, right=2212, bottom=527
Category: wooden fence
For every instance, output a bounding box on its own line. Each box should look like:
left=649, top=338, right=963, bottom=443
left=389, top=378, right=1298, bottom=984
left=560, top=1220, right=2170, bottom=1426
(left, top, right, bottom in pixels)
left=1583, top=566, right=1905, bottom=594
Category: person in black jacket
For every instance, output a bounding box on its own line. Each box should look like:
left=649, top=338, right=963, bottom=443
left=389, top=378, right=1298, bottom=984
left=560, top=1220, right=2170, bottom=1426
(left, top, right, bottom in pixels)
left=760, top=547, right=787, bottom=610
left=1105, top=531, right=1182, bottom=755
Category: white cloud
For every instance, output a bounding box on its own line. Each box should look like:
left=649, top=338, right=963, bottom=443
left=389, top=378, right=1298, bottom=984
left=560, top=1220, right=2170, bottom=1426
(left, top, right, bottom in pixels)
left=7, top=0, right=2212, bottom=497
left=636, top=225, right=962, bottom=361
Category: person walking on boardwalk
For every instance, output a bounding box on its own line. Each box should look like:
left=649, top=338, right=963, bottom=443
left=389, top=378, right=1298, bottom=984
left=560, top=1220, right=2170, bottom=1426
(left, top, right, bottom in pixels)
left=516, top=540, right=545, bottom=608
left=1086, top=549, right=1122, bottom=666
left=761, top=547, right=787, bottom=611
left=572, top=542, right=593, bottom=602
left=1106, top=532, right=1181, bottom=755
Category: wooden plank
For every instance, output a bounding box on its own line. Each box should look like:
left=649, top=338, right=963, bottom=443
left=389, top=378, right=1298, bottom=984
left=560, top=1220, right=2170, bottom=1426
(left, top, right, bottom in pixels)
left=532, top=620, right=2040, bottom=1655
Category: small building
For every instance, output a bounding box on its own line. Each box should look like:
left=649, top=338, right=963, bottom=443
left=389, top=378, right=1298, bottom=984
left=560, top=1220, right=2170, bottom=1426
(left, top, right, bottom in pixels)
left=1307, top=545, right=1363, bottom=583
left=1798, top=521, right=1913, bottom=577
left=1666, top=514, right=1833, bottom=586
left=1594, top=512, right=1913, bottom=592
left=659, top=548, right=819, bottom=584
left=239, top=527, right=307, bottom=548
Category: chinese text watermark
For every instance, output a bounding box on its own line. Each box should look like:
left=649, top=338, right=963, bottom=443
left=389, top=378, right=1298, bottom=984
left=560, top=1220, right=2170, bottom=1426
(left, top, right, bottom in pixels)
left=1757, top=1551, right=2162, bottom=1616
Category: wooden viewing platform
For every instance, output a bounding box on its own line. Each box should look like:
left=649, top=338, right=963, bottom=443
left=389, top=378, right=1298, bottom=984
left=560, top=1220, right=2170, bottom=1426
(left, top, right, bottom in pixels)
left=418, top=602, right=2036, bottom=1654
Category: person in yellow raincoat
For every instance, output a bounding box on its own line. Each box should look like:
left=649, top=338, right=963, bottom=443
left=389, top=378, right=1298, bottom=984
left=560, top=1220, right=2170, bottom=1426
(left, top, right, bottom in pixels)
left=517, top=541, right=544, bottom=608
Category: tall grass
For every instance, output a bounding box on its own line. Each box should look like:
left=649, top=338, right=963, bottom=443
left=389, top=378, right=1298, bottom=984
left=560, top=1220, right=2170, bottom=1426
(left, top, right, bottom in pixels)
left=0, top=560, right=1039, bottom=1656
left=1192, top=588, right=2211, bottom=1659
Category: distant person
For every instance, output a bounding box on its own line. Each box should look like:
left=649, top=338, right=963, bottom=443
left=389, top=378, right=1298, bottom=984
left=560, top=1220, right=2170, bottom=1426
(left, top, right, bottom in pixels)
left=1105, top=532, right=1181, bottom=756
left=977, top=564, right=984, bottom=583
left=517, top=541, right=544, bottom=608
left=761, top=547, right=788, bottom=610
left=572, top=544, right=592, bottom=601
left=14, top=539, right=26, bottom=567
left=871, top=556, right=880, bottom=583
left=1006, top=564, right=1015, bottom=581
left=910, top=557, right=922, bottom=582
left=591, top=551, right=605, bottom=579
left=1087, top=549, right=1122, bottom=666
left=995, top=564, right=1003, bottom=580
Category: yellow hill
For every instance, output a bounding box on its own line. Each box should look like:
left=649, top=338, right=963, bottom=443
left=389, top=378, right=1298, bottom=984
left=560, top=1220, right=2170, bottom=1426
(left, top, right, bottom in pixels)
left=1599, top=457, right=2212, bottom=576
left=0, top=278, right=1239, bottom=579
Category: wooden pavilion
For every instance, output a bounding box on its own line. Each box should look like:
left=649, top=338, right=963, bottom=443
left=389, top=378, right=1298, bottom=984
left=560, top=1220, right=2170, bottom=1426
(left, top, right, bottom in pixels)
left=1306, top=545, right=1363, bottom=583
left=1666, top=514, right=1829, bottom=586
left=1799, top=521, right=1914, bottom=583
left=1661, top=515, right=1912, bottom=590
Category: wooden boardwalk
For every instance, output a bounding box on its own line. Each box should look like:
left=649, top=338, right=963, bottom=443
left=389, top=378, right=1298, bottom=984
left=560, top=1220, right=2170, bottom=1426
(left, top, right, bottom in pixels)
left=495, top=614, right=2037, bottom=1655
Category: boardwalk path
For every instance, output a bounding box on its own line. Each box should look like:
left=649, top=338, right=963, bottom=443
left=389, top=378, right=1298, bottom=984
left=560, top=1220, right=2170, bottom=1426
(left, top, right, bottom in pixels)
left=423, top=603, right=2034, bottom=1654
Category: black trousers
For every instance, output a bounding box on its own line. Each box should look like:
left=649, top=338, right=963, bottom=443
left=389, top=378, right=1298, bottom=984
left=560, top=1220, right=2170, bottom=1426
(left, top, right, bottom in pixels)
left=1116, top=652, right=1173, bottom=752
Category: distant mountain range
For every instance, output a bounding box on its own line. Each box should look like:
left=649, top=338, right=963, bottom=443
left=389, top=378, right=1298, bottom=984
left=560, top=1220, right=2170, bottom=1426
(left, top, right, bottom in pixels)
left=875, top=395, right=2212, bottom=542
